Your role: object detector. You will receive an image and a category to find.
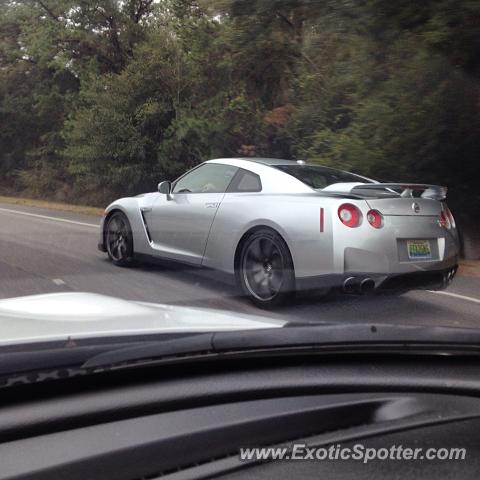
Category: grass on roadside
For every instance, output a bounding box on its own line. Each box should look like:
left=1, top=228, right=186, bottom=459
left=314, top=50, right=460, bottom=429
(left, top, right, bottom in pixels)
left=0, top=195, right=104, bottom=216
left=458, top=260, right=480, bottom=278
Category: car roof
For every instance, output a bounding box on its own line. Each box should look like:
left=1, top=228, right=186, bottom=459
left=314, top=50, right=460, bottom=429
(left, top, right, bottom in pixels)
left=206, top=157, right=376, bottom=185
left=207, top=157, right=306, bottom=167
left=237, top=157, right=301, bottom=166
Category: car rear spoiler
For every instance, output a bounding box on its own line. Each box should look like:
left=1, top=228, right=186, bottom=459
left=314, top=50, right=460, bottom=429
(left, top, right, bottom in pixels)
left=351, top=183, right=447, bottom=201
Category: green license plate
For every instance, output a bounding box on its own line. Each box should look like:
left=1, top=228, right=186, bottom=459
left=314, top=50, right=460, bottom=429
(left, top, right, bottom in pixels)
left=407, top=240, right=432, bottom=260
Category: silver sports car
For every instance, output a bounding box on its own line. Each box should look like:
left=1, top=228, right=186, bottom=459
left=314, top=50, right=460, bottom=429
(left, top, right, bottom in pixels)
left=98, top=158, right=459, bottom=307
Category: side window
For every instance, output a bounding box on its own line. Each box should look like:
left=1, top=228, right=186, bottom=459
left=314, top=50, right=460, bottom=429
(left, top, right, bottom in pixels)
left=172, top=164, right=238, bottom=194
left=228, top=169, right=262, bottom=193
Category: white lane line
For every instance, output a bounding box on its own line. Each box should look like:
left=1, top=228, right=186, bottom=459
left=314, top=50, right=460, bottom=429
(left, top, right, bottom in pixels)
left=52, top=278, right=66, bottom=285
left=0, top=207, right=99, bottom=228
left=427, top=290, right=480, bottom=305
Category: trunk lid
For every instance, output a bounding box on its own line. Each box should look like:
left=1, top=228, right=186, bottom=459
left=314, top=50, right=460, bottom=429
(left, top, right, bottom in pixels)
left=365, top=197, right=442, bottom=216
left=322, top=182, right=446, bottom=216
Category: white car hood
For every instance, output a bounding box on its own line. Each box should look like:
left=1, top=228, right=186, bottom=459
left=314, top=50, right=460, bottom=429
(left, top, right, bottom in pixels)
left=0, top=292, right=285, bottom=346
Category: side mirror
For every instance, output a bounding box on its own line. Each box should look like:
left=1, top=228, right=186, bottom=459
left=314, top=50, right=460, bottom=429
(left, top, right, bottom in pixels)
left=158, top=181, right=171, bottom=196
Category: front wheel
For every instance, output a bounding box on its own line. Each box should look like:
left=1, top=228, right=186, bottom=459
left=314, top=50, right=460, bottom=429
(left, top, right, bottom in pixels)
left=238, top=229, right=295, bottom=308
left=105, top=212, right=134, bottom=266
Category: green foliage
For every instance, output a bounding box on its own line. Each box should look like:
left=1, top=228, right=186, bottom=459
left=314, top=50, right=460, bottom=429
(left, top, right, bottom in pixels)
left=0, top=0, right=479, bottom=218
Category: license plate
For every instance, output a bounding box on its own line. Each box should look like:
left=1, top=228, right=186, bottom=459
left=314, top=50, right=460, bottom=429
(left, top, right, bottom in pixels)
left=407, top=240, right=432, bottom=260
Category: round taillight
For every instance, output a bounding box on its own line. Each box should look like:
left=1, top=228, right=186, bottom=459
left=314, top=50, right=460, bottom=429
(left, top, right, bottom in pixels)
left=439, top=210, right=451, bottom=229
left=367, top=209, right=383, bottom=228
left=338, top=203, right=362, bottom=228
left=445, top=206, right=455, bottom=228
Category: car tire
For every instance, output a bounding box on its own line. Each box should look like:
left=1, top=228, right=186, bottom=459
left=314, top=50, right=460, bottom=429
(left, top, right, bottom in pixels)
left=238, top=228, right=295, bottom=308
left=105, top=212, right=135, bottom=267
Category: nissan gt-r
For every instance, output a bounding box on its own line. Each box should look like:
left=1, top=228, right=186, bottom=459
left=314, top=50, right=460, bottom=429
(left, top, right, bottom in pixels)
left=98, top=158, right=459, bottom=307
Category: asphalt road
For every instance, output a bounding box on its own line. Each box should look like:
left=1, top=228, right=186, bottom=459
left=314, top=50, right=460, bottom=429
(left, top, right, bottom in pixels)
left=0, top=202, right=479, bottom=328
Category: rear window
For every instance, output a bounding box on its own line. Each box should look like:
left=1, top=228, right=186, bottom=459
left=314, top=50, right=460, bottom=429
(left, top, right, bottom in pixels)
left=274, top=165, right=372, bottom=189
left=227, top=169, right=262, bottom=193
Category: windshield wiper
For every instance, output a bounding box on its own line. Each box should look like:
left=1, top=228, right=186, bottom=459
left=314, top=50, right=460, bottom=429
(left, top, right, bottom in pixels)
left=82, top=324, right=480, bottom=371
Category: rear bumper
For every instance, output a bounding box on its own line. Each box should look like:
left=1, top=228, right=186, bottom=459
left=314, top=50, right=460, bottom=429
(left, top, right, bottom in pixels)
left=297, top=264, right=458, bottom=293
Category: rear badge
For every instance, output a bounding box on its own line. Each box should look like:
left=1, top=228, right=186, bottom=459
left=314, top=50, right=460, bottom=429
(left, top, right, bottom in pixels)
left=412, top=202, right=420, bottom=213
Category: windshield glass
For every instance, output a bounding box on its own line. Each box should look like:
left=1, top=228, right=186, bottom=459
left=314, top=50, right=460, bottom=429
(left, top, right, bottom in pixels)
left=274, top=165, right=373, bottom=189
left=0, top=0, right=478, bottom=361
left=2, top=5, right=480, bottom=478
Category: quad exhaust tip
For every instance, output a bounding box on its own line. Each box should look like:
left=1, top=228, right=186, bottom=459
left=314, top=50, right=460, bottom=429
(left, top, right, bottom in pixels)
left=444, top=266, right=458, bottom=285
left=360, top=278, right=375, bottom=293
left=343, top=277, right=358, bottom=294
left=343, top=277, right=375, bottom=294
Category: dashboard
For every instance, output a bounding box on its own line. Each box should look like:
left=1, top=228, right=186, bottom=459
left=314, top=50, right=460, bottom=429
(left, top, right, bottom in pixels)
left=0, top=355, right=479, bottom=479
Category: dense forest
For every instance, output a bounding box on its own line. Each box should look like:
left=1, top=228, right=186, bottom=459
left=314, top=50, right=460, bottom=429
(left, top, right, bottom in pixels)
left=1, top=1, right=480, bottom=253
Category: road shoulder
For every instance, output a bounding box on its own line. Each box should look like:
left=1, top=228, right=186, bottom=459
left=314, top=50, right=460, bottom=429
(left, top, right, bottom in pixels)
left=0, top=195, right=103, bottom=217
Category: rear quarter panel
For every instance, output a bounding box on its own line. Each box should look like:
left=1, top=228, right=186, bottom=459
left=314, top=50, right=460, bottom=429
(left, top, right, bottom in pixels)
left=203, top=193, right=339, bottom=278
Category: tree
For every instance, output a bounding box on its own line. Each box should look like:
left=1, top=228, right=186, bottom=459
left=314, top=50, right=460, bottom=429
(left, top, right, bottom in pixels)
left=0, top=0, right=479, bottom=234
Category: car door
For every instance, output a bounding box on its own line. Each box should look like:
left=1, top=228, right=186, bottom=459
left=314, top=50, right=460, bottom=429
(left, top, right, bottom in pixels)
left=202, top=168, right=264, bottom=271
left=149, top=163, right=238, bottom=264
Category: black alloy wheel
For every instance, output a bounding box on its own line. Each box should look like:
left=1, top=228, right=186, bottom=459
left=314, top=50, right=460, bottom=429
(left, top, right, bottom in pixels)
left=106, top=212, right=134, bottom=266
left=239, top=228, right=295, bottom=308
